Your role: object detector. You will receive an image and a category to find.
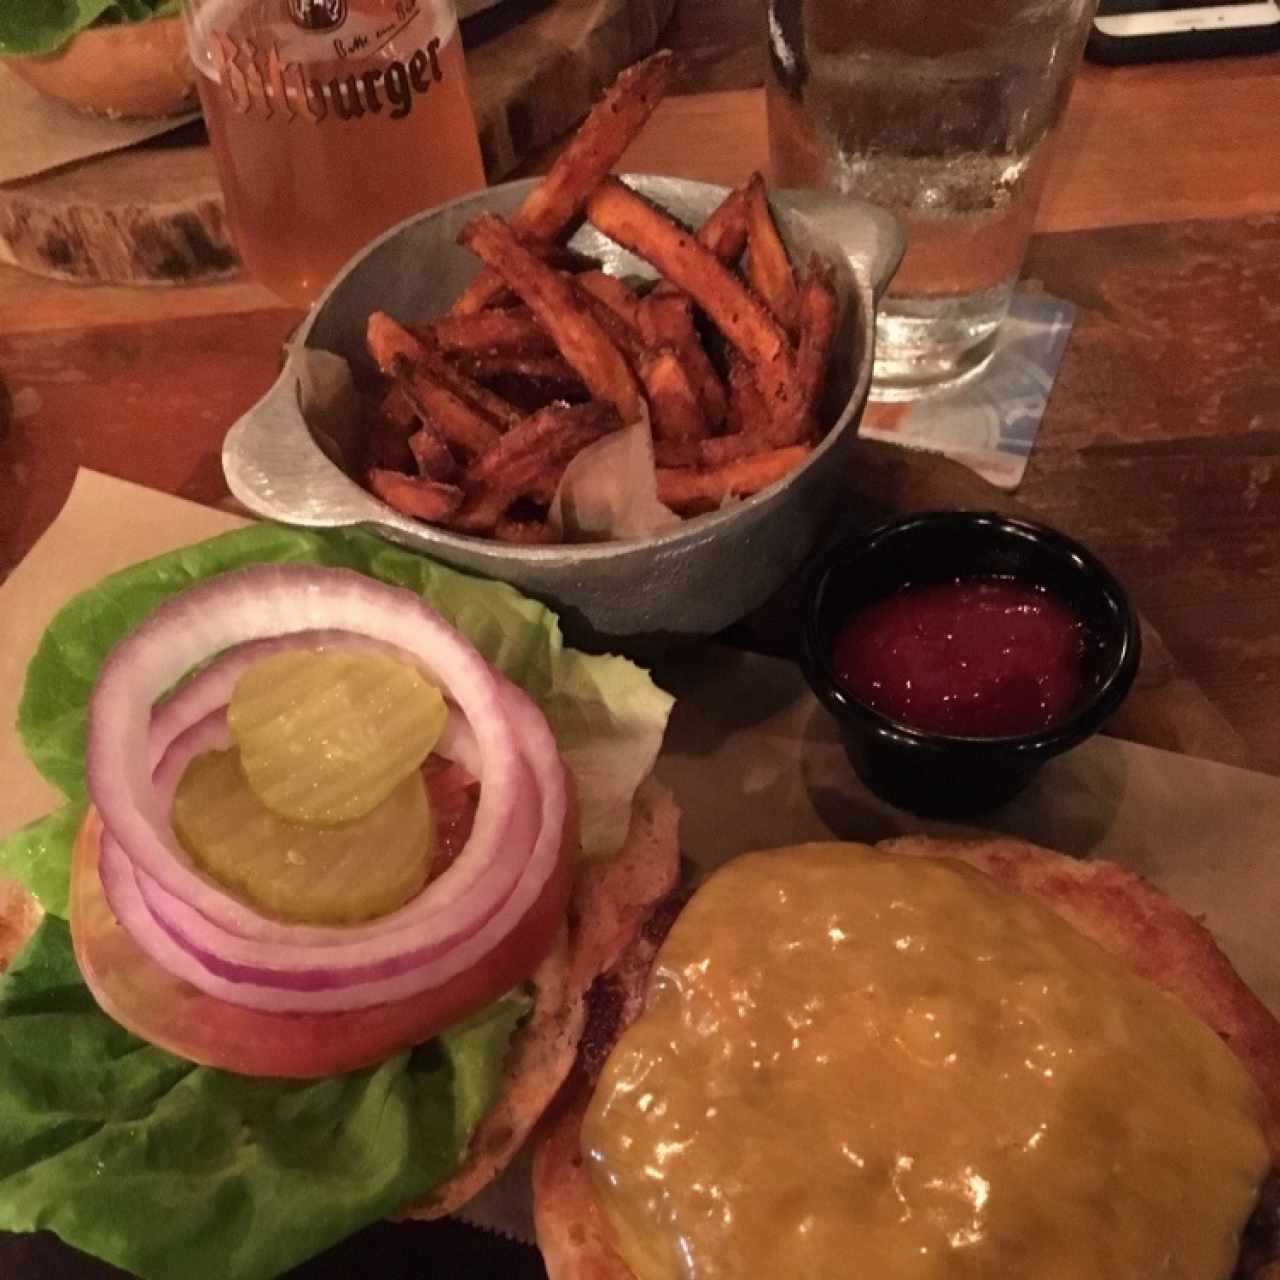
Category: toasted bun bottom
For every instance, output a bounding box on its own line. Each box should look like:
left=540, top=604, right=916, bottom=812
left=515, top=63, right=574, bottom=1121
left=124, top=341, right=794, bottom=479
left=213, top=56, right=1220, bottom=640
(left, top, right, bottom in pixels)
left=532, top=835, right=1280, bottom=1280
left=5, top=18, right=198, bottom=120
left=403, top=776, right=681, bottom=1218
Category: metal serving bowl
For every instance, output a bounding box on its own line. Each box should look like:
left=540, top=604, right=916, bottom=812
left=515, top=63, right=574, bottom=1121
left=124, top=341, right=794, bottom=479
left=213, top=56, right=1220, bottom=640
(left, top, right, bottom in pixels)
left=223, top=176, right=902, bottom=649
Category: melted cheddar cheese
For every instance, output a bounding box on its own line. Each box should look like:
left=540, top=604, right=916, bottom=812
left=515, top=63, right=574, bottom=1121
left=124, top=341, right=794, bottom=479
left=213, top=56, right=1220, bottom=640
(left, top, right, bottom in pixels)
left=582, top=844, right=1269, bottom=1280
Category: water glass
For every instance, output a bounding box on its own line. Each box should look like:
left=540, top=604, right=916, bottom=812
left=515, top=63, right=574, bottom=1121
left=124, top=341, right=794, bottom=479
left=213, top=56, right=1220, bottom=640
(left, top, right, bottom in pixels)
left=766, top=0, right=1097, bottom=400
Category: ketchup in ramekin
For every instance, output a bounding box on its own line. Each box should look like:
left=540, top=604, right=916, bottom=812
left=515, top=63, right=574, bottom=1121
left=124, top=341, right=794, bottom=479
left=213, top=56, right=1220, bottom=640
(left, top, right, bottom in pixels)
left=832, top=580, right=1086, bottom=738
left=800, top=512, right=1141, bottom=817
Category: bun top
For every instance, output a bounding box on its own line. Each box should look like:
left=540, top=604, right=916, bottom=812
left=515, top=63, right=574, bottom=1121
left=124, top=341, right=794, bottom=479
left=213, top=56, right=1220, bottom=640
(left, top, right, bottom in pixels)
left=576, top=841, right=1275, bottom=1280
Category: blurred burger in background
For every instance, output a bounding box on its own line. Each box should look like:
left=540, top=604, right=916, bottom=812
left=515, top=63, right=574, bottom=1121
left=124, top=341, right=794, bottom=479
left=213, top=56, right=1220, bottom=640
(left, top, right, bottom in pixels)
left=0, top=1, right=197, bottom=119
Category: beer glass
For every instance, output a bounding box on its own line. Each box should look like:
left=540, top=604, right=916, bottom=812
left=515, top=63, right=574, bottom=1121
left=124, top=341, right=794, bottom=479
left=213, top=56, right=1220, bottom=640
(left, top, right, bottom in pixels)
left=182, top=0, right=486, bottom=306
left=766, top=0, right=1096, bottom=401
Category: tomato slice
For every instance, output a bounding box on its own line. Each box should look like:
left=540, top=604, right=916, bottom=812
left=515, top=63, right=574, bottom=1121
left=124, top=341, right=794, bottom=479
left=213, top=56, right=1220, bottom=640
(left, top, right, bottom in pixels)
left=70, top=781, right=570, bottom=1079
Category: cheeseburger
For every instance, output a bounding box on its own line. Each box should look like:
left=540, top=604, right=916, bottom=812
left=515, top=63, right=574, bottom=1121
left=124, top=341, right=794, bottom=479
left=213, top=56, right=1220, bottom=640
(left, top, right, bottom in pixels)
left=535, top=837, right=1280, bottom=1280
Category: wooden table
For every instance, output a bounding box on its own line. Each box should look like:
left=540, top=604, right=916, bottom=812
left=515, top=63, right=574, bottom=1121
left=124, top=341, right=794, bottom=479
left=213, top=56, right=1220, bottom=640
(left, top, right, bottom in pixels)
left=1, top=7, right=1279, bottom=1274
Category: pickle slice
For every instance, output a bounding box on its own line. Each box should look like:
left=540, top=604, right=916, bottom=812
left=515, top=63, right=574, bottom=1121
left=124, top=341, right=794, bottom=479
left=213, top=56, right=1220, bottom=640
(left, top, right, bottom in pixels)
left=228, top=650, right=448, bottom=826
left=171, top=748, right=433, bottom=924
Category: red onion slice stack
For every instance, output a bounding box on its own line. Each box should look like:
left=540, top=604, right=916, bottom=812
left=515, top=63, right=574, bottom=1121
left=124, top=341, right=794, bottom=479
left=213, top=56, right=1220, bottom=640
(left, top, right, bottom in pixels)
left=85, top=565, right=569, bottom=1015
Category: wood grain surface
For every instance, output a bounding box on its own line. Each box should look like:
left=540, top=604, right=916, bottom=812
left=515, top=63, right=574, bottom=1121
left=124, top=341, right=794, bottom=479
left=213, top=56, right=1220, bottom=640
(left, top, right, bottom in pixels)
left=0, top=0, right=674, bottom=285
left=0, top=147, right=235, bottom=286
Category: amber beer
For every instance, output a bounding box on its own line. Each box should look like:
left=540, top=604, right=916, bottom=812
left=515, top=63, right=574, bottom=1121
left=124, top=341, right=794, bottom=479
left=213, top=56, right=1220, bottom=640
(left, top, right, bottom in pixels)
left=189, top=0, right=485, bottom=305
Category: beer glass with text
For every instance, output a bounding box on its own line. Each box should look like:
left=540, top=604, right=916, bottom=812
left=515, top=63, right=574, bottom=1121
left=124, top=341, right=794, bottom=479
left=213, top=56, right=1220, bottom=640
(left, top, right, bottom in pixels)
left=182, top=0, right=486, bottom=305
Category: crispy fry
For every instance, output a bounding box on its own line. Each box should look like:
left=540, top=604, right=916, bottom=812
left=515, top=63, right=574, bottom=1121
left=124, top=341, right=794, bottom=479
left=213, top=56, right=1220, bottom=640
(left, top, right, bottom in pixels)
left=469, top=400, right=620, bottom=486
left=572, top=286, right=647, bottom=362
left=538, top=243, right=603, bottom=275
left=447, top=402, right=621, bottom=536
left=425, top=309, right=556, bottom=357
left=367, top=469, right=464, bottom=522
left=655, top=445, right=811, bottom=515
left=370, top=311, right=521, bottom=430
left=639, top=182, right=748, bottom=430
left=436, top=363, right=523, bottom=431
left=744, top=172, right=800, bottom=335
left=585, top=178, right=804, bottom=441
left=650, top=186, right=750, bottom=300
left=638, top=291, right=727, bottom=430
left=390, top=368, right=499, bottom=459
left=408, top=421, right=459, bottom=482
left=725, top=353, right=773, bottom=441
left=645, top=183, right=750, bottom=307
left=494, top=516, right=558, bottom=545
left=456, top=351, right=585, bottom=387
left=368, top=309, right=427, bottom=367
left=368, top=313, right=506, bottom=457
left=447, top=485, right=512, bottom=537
left=652, top=434, right=758, bottom=469
left=697, top=183, right=750, bottom=263
left=796, top=254, right=838, bottom=430
left=458, top=215, right=645, bottom=422
left=451, top=51, right=675, bottom=315
left=639, top=347, right=706, bottom=443
left=575, top=271, right=644, bottom=330
left=571, top=285, right=706, bottom=439
left=514, top=50, right=674, bottom=239
left=382, top=383, right=418, bottom=429
left=368, top=386, right=420, bottom=471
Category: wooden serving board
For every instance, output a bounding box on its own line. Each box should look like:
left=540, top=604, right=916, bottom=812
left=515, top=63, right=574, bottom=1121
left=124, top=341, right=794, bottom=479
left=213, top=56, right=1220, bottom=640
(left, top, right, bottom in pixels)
left=0, top=0, right=675, bottom=286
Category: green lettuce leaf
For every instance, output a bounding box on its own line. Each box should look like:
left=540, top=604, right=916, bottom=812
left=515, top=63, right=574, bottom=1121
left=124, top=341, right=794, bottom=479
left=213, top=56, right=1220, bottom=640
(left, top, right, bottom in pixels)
left=0, top=918, right=530, bottom=1280
left=0, top=0, right=177, bottom=57
left=0, top=523, right=672, bottom=1278
left=0, top=802, right=84, bottom=918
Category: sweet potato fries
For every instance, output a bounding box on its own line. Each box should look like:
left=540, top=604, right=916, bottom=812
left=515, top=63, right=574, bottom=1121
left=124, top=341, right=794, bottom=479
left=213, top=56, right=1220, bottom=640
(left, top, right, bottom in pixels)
left=357, top=50, right=840, bottom=540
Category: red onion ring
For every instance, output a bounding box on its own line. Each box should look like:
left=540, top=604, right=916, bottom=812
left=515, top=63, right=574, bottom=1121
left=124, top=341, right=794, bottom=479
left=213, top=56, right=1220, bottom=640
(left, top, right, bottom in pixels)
left=86, top=565, right=567, bottom=1012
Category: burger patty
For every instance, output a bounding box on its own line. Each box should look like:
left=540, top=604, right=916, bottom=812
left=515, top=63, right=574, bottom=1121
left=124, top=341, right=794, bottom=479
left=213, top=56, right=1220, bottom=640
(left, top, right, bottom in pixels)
left=535, top=840, right=1280, bottom=1280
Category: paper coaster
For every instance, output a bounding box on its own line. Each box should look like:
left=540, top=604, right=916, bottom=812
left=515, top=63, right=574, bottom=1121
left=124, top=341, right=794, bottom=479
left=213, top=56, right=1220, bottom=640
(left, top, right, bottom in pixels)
left=859, top=291, right=1075, bottom=491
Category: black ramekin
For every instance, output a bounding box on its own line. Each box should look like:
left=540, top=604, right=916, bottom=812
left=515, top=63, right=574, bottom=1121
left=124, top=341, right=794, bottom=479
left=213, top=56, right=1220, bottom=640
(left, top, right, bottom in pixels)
left=800, top=511, right=1142, bottom=818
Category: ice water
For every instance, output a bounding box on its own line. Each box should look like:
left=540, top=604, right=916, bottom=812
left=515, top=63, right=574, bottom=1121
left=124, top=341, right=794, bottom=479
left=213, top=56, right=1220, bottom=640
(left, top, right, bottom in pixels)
left=765, top=0, right=1095, bottom=399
